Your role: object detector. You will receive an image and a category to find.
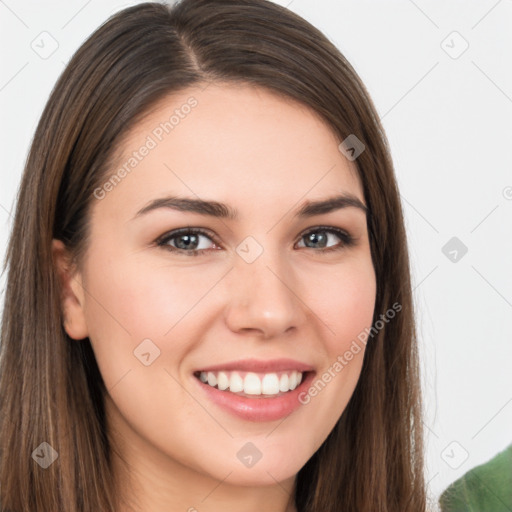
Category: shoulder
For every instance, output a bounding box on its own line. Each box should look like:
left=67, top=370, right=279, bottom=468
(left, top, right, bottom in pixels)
left=439, top=443, right=512, bottom=512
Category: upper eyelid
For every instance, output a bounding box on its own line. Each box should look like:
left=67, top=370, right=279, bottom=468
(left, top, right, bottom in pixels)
left=156, top=227, right=219, bottom=244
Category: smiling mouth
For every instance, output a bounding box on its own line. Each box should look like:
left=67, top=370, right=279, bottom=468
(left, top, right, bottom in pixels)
left=193, top=370, right=308, bottom=398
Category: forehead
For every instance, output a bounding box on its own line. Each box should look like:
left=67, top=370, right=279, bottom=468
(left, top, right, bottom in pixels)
left=98, top=82, right=364, bottom=217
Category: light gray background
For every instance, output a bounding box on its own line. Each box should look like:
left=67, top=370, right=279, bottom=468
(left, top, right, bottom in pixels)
left=1, top=0, right=511, bottom=506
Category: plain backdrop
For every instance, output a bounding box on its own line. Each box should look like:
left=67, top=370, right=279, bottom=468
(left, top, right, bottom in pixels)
left=1, top=0, right=511, bottom=506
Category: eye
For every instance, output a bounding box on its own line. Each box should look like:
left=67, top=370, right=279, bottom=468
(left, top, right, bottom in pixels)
left=296, top=226, right=355, bottom=252
left=156, top=227, right=220, bottom=256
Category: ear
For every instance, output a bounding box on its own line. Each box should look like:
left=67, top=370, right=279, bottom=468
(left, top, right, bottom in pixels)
left=52, top=239, right=89, bottom=340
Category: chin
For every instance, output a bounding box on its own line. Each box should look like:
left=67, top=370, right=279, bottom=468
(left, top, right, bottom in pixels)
left=203, top=453, right=304, bottom=487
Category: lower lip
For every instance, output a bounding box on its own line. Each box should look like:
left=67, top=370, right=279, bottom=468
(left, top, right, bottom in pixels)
left=194, top=372, right=315, bottom=422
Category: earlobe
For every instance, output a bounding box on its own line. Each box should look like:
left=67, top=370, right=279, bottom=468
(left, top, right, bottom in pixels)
left=51, top=239, right=89, bottom=340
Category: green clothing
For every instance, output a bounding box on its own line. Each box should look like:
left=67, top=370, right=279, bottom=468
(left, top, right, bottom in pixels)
left=439, top=444, right=512, bottom=512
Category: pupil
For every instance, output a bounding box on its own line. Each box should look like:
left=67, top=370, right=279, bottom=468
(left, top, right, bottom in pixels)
left=307, top=232, right=326, bottom=248
left=176, top=234, right=198, bottom=250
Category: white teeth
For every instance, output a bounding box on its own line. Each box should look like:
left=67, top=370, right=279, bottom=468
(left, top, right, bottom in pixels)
left=198, top=370, right=305, bottom=396
left=279, top=373, right=289, bottom=392
left=207, top=372, right=217, bottom=387
left=229, top=372, right=244, bottom=393
left=244, top=373, right=261, bottom=395
left=217, top=371, right=229, bottom=391
left=262, top=373, right=280, bottom=395
left=289, top=371, right=298, bottom=390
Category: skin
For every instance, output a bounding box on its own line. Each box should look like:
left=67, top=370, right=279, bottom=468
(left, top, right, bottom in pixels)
left=53, top=82, right=377, bottom=512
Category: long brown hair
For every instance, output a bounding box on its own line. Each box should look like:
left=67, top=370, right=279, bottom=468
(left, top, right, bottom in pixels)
left=0, top=1, right=427, bottom=510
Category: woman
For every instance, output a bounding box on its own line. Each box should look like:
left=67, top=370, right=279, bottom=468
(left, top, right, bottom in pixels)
left=0, top=1, right=428, bottom=510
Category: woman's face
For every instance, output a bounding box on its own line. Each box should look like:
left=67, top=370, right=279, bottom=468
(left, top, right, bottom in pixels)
left=61, top=83, right=376, bottom=492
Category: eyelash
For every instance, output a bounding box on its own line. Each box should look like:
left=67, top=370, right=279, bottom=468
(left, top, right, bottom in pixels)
left=155, top=226, right=355, bottom=257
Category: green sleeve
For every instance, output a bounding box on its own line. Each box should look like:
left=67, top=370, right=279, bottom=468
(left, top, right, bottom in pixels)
left=439, top=444, right=512, bottom=512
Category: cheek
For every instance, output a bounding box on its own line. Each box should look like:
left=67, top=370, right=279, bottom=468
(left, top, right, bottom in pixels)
left=80, top=244, right=238, bottom=397
left=307, top=255, right=377, bottom=352
left=295, top=256, right=376, bottom=435
left=84, top=245, right=218, bottom=328
left=80, top=250, right=207, bottom=383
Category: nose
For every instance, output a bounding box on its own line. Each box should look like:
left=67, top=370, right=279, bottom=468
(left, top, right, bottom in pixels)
left=223, top=248, right=307, bottom=339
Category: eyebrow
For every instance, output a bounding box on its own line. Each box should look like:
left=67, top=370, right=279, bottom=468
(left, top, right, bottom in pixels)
left=133, top=193, right=368, bottom=221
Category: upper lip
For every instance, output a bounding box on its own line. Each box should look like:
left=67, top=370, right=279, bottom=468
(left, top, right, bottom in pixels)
left=196, top=358, right=315, bottom=374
